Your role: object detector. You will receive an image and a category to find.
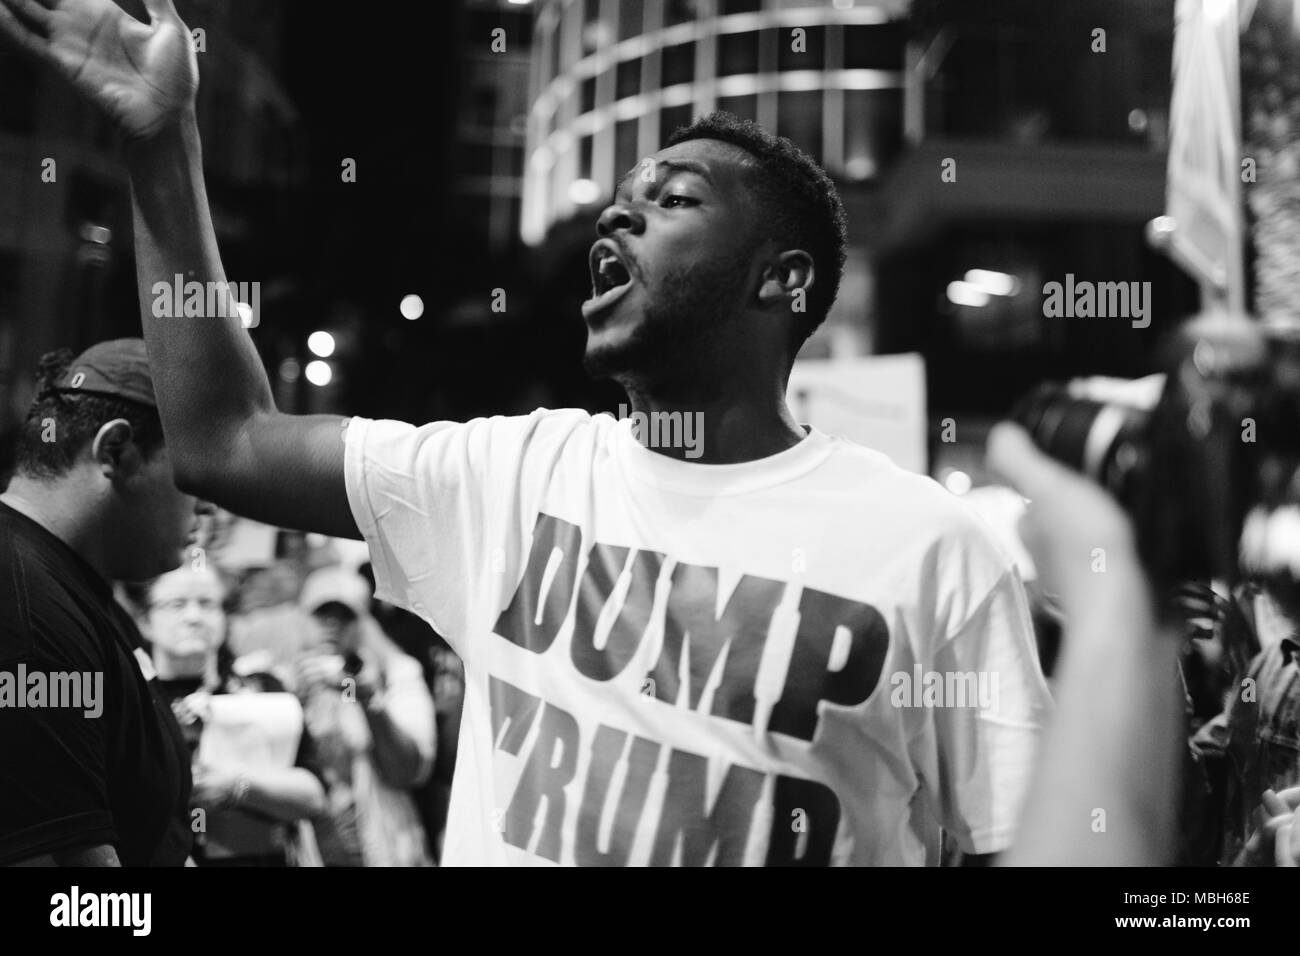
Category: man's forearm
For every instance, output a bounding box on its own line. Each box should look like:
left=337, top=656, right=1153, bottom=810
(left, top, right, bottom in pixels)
left=12, top=843, right=122, bottom=866
left=239, top=767, right=326, bottom=822
left=1005, top=565, right=1183, bottom=866
left=126, top=111, right=276, bottom=488
left=364, top=704, right=432, bottom=788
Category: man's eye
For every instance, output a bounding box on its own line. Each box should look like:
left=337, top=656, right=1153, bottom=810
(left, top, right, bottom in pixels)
left=662, top=195, right=697, bottom=207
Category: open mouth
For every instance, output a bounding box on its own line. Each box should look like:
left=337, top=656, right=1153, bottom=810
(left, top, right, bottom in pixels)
left=585, top=240, right=636, bottom=315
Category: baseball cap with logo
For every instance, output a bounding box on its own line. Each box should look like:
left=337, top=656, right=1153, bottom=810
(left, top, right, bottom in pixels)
left=54, top=338, right=156, bottom=408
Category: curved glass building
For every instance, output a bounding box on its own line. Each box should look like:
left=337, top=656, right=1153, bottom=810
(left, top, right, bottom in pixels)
left=522, top=0, right=910, bottom=244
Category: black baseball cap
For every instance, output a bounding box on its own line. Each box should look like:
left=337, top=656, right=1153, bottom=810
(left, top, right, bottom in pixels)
left=54, top=338, right=156, bottom=408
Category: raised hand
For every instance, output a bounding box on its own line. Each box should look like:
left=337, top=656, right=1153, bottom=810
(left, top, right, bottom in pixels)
left=0, top=0, right=197, bottom=140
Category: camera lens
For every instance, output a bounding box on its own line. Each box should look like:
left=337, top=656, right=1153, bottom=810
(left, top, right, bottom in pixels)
left=1011, top=384, right=1146, bottom=493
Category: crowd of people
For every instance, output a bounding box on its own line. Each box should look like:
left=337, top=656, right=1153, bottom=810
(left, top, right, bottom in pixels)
left=123, top=557, right=462, bottom=867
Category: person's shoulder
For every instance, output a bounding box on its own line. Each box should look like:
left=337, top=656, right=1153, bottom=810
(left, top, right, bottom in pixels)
left=0, top=509, right=104, bottom=663
left=466, top=407, right=616, bottom=461
left=0, top=508, right=71, bottom=611
left=359, top=407, right=601, bottom=448
left=818, top=433, right=1013, bottom=558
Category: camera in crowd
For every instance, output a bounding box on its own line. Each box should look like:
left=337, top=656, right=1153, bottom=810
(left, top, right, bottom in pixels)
left=1011, top=311, right=1300, bottom=608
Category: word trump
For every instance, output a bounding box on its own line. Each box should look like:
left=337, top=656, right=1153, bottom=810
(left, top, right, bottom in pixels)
left=1042, top=274, right=1152, bottom=329
left=152, top=273, right=260, bottom=328
left=50, top=887, right=151, bottom=936
left=0, top=664, right=102, bottom=718
left=616, top=404, right=703, bottom=459
left=490, top=674, right=842, bottom=865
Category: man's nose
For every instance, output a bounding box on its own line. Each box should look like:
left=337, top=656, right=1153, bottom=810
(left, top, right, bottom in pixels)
left=596, top=202, right=644, bottom=238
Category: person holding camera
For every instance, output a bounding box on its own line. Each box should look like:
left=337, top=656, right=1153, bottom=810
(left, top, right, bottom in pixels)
left=988, top=422, right=1300, bottom=866
left=295, top=567, right=436, bottom=866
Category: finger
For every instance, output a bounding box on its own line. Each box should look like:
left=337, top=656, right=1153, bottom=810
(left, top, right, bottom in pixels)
left=140, top=0, right=181, bottom=25
left=0, top=0, right=51, bottom=61
left=985, top=422, right=1080, bottom=502
left=1262, top=788, right=1291, bottom=817
left=5, top=0, right=52, bottom=31
left=1275, top=785, right=1300, bottom=810
left=1277, top=821, right=1296, bottom=867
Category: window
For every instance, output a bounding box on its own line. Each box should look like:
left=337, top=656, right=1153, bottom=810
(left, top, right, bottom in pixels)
left=718, top=30, right=759, bottom=76
left=717, top=94, right=757, bottom=122
left=546, top=23, right=561, bottom=81
left=616, top=57, right=642, bottom=100
left=843, top=24, right=905, bottom=71
left=661, top=42, right=695, bottom=87
left=777, top=91, right=823, bottom=160
left=616, top=120, right=639, bottom=187
left=665, top=0, right=701, bottom=26
left=721, top=0, right=762, bottom=14
left=618, top=0, right=646, bottom=41
left=658, top=105, right=693, bottom=148
left=581, top=76, right=597, bottom=114
left=778, top=24, right=823, bottom=72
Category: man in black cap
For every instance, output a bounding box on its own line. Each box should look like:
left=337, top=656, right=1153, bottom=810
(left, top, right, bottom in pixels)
left=0, top=339, right=200, bottom=866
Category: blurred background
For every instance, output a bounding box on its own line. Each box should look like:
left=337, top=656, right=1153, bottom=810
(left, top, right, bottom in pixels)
left=3, top=0, right=1294, bottom=491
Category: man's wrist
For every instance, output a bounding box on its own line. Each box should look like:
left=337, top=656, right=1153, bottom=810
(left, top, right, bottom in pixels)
left=224, top=772, right=251, bottom=810
left=123, top=107, right=200, bottom=169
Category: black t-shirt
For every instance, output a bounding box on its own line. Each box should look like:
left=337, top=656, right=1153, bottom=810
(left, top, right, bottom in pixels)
left=0, top=501, right=193, bottom=866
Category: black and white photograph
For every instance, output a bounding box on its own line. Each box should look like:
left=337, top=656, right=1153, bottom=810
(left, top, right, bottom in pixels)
left=0, top=0, right=1291, bottom=936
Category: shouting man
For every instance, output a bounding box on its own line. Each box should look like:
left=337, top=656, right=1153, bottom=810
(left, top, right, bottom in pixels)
left=0, top=0, right=1050, bottom=866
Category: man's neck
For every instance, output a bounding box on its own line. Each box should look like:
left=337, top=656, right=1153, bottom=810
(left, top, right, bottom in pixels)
left=618, top=383, right=805, bottom=464
left=153, top=648, right=215, bottom=683
left=2, top=476, right=112, bottom=581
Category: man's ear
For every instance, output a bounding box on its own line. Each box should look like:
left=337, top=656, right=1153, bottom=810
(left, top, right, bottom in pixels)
left=757, top=250, right=815, bottom=313
left=91, top=418, right=140, bottom=479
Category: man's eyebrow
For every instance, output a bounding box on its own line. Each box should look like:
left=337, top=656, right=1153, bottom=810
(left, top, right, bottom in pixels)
left=615, top=158, right=715, bottom=197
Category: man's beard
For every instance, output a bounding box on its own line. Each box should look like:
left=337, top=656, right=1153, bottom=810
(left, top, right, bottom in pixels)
left=582, top=249, right=753, bottom=384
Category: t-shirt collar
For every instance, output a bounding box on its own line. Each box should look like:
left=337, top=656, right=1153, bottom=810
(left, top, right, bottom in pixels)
left=609, top=414, right=834, bottom=496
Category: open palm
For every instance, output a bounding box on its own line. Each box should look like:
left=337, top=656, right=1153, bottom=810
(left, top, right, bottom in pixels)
left=0, top=0, right=196, bottom=140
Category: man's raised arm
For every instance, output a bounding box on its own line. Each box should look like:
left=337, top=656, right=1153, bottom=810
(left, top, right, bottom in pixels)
left=0, top=0, right=359, bottom=538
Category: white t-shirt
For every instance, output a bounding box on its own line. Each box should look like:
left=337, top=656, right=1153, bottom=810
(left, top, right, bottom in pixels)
left=344, top=409, right=1051, bottom=866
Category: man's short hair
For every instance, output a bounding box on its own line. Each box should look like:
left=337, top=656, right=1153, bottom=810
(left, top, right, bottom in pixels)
left=666, top=111, right=849, bottom=350
left=14, top=349, right=166, bottom=480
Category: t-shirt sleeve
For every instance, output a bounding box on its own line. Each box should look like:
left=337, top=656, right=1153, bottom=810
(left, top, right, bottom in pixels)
left=0, top=609, right=117, bottom=863
left=927, top=566, right=1052, bottom=856
left=343, top=410, right=586, bottom=657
